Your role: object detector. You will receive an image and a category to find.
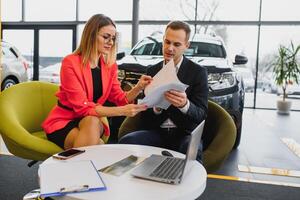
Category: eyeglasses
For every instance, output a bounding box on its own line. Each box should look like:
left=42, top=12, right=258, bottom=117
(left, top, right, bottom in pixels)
left=99, top=34, right=116, bottom=43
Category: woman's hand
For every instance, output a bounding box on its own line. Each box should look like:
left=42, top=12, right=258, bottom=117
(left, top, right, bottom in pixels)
left=136, top=75, right=153, bottom=90
left=121, top=104, right=147, bottom=117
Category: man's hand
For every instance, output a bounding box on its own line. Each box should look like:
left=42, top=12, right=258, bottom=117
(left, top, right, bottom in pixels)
left=136, top=75, right=153, bottom=90
left=164, top=90, right=187, bottom=108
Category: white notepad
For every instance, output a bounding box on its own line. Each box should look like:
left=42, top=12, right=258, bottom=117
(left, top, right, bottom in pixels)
left=39, top=160, right=106, bottom=198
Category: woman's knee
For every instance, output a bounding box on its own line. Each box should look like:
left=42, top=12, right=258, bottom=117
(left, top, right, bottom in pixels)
left=80, top=116, right=103, bottom=132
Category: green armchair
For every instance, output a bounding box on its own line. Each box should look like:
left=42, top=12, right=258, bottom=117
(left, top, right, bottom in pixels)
left=202, top=100, right=236, bottom=173
left=118, top=100, right=236, bottom=173
left=0, top=81, right=62, bottom=161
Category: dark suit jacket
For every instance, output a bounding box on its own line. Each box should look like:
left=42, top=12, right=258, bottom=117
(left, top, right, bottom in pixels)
left=141, top=56, right=208, bottom=134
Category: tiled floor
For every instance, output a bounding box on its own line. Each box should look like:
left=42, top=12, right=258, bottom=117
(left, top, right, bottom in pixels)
left=216, top=108, right=300, bottom=184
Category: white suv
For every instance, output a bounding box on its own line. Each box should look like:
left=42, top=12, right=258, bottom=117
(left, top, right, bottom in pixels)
left=117, top=32, right=248, bottom=148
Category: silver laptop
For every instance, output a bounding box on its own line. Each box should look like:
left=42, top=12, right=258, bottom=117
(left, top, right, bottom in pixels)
left=131, top=120, right=205, bottom=184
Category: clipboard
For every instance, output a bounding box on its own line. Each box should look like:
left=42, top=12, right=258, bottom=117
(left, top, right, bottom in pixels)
left=39, top=160, right=106, bottom=198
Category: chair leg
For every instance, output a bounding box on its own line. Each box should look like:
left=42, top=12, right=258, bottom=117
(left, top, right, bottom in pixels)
left=27, top=160, right=38, bottom=167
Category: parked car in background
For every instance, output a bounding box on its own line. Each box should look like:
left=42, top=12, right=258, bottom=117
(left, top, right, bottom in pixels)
left=117, top=32, right=248, bottom=148
left=276, top=81, right=300, bottom=96
left=39, top=62, right=61, bottom=84
left=1, top=41, right=29, bottom=91
left=235, top=67, right=255, bottom=92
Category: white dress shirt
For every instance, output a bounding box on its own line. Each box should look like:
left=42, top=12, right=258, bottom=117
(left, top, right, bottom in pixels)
left=153, top=57, right=190, bottom=129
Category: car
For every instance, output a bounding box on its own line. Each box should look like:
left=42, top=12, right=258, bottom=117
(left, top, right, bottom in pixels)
left=276, top=81, right=300, bottom=96
left=235, top=67, right=255, bottom=92
left=1, top=41, right=29, bottom=91
left=39, top=62, right=61, bottom=84
left=116, top=32, right=248, bottom=148
left=261, top=72, right=300, bottom=96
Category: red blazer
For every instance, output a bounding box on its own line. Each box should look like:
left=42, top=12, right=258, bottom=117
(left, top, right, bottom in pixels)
left=42, top=54, right=128, bottom=135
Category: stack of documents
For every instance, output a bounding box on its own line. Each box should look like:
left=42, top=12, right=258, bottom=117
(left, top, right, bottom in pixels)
left=139, top=59, right=188, bottom=109
left=39, top=160, right=106, bottom=198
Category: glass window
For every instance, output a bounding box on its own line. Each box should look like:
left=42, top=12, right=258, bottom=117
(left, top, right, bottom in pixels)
left=39, top=30, right=73, bottom=84
left=139, top=25, right=165, bottom=40
left=116, top=25, right=132, bottom=54
left=261, top=0, right=300, bottom=21
left=78, top=24, right=132, bottom=54
left=2, top=30, right=34, bottom=80
left=140, top=0, right=195, bottom=20
left=1, top=0, right=22, bottom=21
left=78, top=0, right=132, bottom=21
left=25, top=0, right=76, bottom=21
left=257, top=26, right=300, bottom=110
left=207, top=0, right=260, bottom=21
left=140, top=0, right=260, bottom=21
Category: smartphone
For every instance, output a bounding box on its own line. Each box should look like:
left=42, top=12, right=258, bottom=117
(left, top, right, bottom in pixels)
left=52, top=148, right=85, bottom=160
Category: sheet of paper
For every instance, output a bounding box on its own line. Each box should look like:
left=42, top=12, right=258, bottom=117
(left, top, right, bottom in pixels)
left=140, top=59, right=188, bottom=109
left=139, top=82, right=188, bottom=109
left=40, top=160, right=106, bottom=197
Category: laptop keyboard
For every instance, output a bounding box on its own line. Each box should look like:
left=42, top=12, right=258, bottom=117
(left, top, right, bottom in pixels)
left=150, top=157, right=185, bottom=180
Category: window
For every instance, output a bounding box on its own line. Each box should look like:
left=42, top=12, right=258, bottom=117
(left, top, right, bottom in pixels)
left=256, top=26, right=300, bottom=110
left=25, top=0, right=76, bottom=21
left=140, top=0, right=260, bottom=21
left=1, top=0, right=22, bottom=21
left=79, top=0, right=132, bottom=21
left=262, top=0, right=300, bottom=21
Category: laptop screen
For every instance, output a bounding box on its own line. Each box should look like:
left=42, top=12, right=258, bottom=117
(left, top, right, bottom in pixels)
left=180, top=120, right=205, bottom=179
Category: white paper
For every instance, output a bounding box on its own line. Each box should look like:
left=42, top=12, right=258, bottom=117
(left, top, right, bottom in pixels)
left=140, top=59, right=188, bottom=109
left=40, top=160, right=105, bottom=197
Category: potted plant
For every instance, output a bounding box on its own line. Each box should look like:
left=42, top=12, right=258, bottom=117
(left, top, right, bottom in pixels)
left=273, top=41, right=300, bottom=114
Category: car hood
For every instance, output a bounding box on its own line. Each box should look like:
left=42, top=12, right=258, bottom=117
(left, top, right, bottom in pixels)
left=117, top=55, right=232, bottom=73
left=117, top=55, right=161, bottom=72
left=189, top=57, right=232, bottom=73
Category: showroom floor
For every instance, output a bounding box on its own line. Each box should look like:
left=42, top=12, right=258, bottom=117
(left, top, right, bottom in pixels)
left=1, top=108, right=300, bottom=185
left=216, top=108, right=300, bottom=185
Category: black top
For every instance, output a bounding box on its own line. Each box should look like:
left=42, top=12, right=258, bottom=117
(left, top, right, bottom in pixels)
left=91, top=66, right=102, bottom=103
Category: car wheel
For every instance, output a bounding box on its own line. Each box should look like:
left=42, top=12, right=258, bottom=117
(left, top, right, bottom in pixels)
left=1, top=78, right=17, bottom=91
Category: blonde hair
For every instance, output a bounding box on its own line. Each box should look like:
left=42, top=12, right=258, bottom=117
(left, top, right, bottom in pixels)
left=74, top=14, right=117, bottom=67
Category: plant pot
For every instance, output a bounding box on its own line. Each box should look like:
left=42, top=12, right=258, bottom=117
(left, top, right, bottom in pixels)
left=277, top=100, right=292, bottom=115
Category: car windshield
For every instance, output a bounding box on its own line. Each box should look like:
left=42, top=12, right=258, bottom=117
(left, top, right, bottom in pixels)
left=131, top=38, right=225, bottom=58
left=131, top=37, right=162, bottom=56
left=185, top=42, right=226, bottom=58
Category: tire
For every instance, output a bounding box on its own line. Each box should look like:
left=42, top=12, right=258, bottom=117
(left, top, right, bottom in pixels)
left=1, top=78, right=17, bottom=91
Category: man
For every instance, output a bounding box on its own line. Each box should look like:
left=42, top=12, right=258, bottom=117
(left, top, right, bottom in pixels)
left=119, top=21, right=208, bottom=162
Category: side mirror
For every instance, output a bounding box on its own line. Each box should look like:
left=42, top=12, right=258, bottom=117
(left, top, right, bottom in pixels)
left=117, top=52, right=125, bottom=60
left=234, top=55, right=248, bottom=65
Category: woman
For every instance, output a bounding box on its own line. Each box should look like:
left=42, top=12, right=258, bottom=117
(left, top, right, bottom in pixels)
left=42, top=14, right=152, bottom=150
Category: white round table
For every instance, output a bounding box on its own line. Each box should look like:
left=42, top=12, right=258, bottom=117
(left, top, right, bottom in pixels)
left=40, top=144, right=207, bottom=200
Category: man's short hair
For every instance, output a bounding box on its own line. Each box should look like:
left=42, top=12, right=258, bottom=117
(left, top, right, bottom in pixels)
left=165, top=21, right=191, bottom=41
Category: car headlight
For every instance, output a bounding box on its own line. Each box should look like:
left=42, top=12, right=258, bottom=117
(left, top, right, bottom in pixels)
left=118, top=69, right=125, bottom=80
left=208, top=72, right=237, bottom=90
